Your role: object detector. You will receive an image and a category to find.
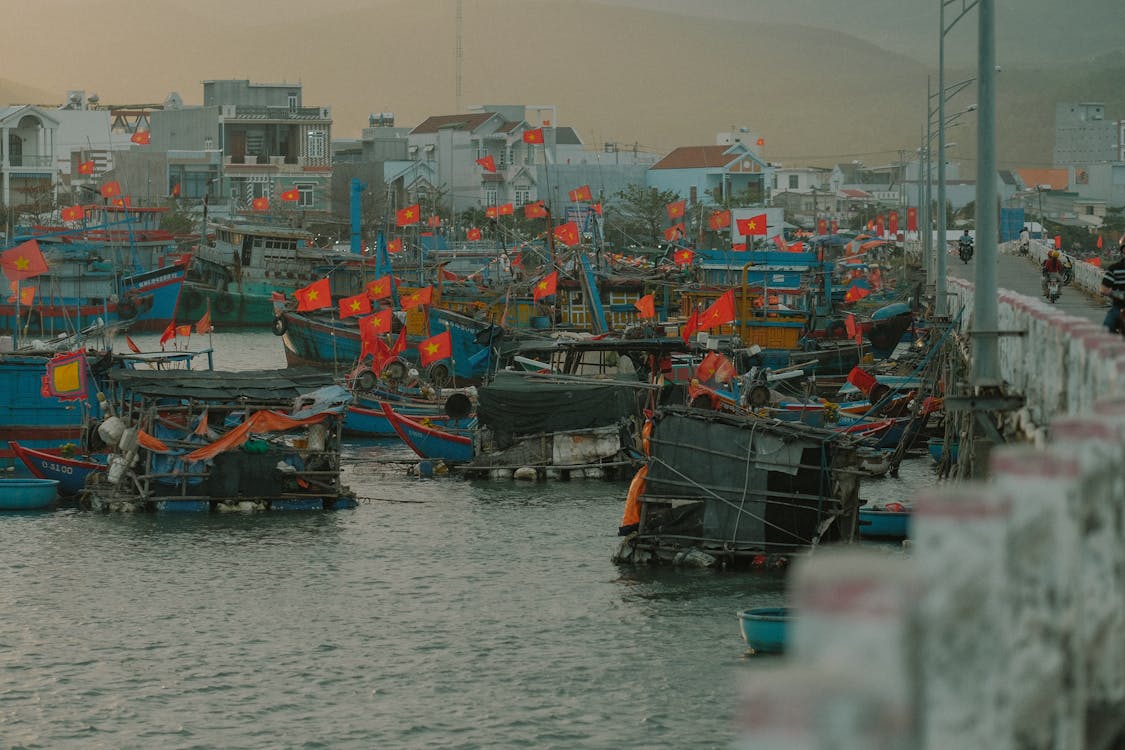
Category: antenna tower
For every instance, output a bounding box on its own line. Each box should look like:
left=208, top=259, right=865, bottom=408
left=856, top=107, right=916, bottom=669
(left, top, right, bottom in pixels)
left=455, top=0, right=463, bottom=113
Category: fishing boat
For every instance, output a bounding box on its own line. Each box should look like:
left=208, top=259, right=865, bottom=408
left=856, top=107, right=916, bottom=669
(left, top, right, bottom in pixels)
left=380, top=402, right=475, bottom=464
left=9, top=441, right=104, bottom=496
left=345, top=389, right=474, bottom=437
left=0, top=478, right=59, bottom=510
left=614, top=406, right=864, bottom=567
left=278, top=303, right=502, bottom=385
left=460, top=336, right=692, bottom=480
left=80, top=366, right=356, bottom=512
left=737, top=607, right=790, bottom=654
left=857, top=503, right=911, bottom=540
left=180, top=219, right=376, bottom=328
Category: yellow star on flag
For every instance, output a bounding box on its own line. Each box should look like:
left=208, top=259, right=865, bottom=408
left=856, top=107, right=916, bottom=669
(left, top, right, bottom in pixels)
left=349, top=300, right=362, bottom=312
left=424, top=342, right=439, bottom=356
left=371, top=283, right=383, bottom=295
left=15, top=256, right=29, bottom=271
left=370, top=314, right=383, bottom=328
left=307, top=289, right=319, bottom=301
left=537, top=281, right=548, bottom=291
left=404, top=209, right=415, bottom=219
left=747, top=220, right=757, bottom=231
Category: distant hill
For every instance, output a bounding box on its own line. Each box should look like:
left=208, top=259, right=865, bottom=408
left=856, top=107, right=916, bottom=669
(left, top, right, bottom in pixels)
left=2, top=0, right=1122, bottom=174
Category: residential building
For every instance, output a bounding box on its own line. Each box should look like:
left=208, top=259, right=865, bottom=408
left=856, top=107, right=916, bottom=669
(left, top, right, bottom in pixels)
left=149, top=79, right=333, bottom=215
left=1053, top=102, right=1123, bottom=166
left=0, top=105, right=59, bottom=213
left=646, top=142, right=772, bottom=206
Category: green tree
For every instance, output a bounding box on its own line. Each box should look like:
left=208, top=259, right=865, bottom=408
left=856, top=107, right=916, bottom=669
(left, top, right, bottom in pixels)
left=613, top=184, right=682, bottom=246
left=159, top=200, right=201, bottom=235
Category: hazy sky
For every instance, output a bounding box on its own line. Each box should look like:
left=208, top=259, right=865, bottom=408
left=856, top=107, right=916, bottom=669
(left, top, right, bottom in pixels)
left=5, top=0, right=1122, bottom=167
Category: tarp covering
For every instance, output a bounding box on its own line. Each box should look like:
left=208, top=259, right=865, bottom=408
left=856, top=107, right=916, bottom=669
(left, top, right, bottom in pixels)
left=477, top=370, right=640, bottom=436
left=184, top=410, right=330, bottom=463
left=106, top=366, right=337, bottom=402
left=641, top=408, right=854, bottom=548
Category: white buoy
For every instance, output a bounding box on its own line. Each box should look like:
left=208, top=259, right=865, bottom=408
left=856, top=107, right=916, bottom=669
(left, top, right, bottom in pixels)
left=490, top=468, right=513, bottom=481
left=545, top=468, right=562, bottom=481
left=584, top=467, right=605, bottom=480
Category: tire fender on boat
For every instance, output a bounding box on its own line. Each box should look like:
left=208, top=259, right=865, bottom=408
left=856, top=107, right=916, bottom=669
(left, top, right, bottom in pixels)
left=272, top=315, right=288, bottom=336
left=355, top=369, right=377, bottom=391
left=215, top=292, right=235, bottom=314
left=182, top=288, right=202, bottom=309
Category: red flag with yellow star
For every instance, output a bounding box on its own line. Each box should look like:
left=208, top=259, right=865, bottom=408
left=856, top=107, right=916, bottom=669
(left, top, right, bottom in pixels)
left=736, top=214, right=768, bottom=236
left=1, top=240, right=49, bottom=281
left=524, top=201, right=547, bottom=219
left=418, top=330, right=452, bottom=366
left=402, top=286, right=434, bottom=311
left=338, top=292, right=373, bottom=319
left=294, top=278, right=331, bottom=311
left=387, top=238, right=403, bottom=254
left=522, top=128, right=544, bottom=144
left=396, top=204, right=420, bottom=226
left=708, top=210, right=731, bottom=230
left=666, top=200, right=686, bottom=220
left=77, top=160, right=95, bottom=175
left=673, top=248, right=694, bottom=266
left=360, top=310, right=392, bottom=336
left=699, top=289, right=736, bottom=328
left=130, top=131, right=150, bottom=145
left=553, top=222, right=580, bottom=247
left=568, top=185, right=592, bottom=202
left=466, top=227, right=482, bottom=241
left=475, top=155, right=497, bottom=172
left=365, top=275, right=393, bottom=300
left=533, top=271, right=558, bottom=301
left=664, top=223, right=686, bottom=242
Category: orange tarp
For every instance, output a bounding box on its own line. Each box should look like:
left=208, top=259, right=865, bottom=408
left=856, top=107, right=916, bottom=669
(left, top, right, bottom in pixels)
left=184, top=410, right=329, bottom=463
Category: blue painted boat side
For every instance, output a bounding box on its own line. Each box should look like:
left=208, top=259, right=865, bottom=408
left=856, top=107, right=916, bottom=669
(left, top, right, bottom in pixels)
left=737, top=607, right=790, bottom=654
left=0, top=478, right=59, bottom=510
left=858, top=508, right=911, bottom=540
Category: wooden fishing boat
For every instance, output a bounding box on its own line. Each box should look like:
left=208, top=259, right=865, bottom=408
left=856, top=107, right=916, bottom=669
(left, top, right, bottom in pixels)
left=380, top=402, right=475, bottom=464
left=9, top=441, right=104, bottom=496
left=81, top=367, right=357, bottom=512
left=614, top=407, right=864, bottom=567
left=0, top=478, right=59, bottom=510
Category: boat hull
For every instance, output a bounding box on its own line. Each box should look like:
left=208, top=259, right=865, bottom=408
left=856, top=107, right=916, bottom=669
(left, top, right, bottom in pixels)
left=858, top=507, right=911, bottom=540
left=9, top=441, right=104, bottom=496
left=737, top=607, right=789, bottom=654
left=0, top=478, right=59, bottom=510
left=381, top=402, right=475, bottom=463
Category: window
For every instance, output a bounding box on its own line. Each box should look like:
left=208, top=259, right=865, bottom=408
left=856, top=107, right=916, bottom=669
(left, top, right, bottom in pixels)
left=788, top=174, right=799, bottom=190
left=306, top=131, right=326, bottom=158
left=515, top=188, right=530, bottom=206
left=297, top=183, right=315, bottom=208
left=288, top=93, right=298, bottom=111
left=498, top=148, right=508, bottom=169
left=485, top=189, right=498, bottom=206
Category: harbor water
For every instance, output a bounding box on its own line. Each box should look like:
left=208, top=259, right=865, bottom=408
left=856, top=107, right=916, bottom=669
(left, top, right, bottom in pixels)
left=1, top=332, right=937, bottom=749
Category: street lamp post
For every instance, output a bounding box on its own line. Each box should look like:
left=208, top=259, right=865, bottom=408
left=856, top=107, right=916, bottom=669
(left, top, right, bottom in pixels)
left=937, top=0, right=979, bottom=316
left=973, top=0, right=999, bottom=388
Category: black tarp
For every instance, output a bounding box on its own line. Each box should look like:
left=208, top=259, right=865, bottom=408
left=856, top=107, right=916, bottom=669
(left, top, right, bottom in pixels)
left=477, top=370, right=641, bottom=437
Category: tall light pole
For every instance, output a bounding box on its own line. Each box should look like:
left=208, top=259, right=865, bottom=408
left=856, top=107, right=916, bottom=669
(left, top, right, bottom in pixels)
left=972, top=0, right=999, bottom=388
left=937, top=0, right=979, bottom=316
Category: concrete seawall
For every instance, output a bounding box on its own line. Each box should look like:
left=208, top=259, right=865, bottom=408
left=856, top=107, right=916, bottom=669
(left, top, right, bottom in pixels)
left=736, top=246, right=1125, bottom=749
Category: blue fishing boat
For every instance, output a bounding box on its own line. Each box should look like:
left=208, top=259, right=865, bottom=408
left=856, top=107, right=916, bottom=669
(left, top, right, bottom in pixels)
left=9, top=441, right=104, bottom=496
left=380, top=402, right=475, bottom=464
left=737, top=607, right=790, bottom=654
left=928, top=437, right=959, bottom=464
left=858, top=504, right=911, bottom=540
left=279, top=305, right=502, bottom=386
left=0, top=478, right=59, bottom=510
left=0, top=350, right=104, bottom=460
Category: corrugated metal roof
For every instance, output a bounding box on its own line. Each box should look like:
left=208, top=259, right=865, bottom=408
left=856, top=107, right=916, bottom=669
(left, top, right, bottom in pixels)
left=1015, top=168, right=1069, bottom=191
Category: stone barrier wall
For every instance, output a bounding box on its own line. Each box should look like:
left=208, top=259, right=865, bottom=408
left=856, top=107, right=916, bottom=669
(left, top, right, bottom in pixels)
left=735, top=267, right=1125, bottom=749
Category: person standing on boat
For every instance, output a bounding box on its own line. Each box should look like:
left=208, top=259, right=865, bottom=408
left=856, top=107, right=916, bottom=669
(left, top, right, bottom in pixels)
left=1100, top=240, right=1125, bottom=333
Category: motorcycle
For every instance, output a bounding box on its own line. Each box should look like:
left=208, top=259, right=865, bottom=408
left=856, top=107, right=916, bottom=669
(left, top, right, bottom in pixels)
left=1018, top=240, right=1030, bottom=256
left=1061, top=259, right=1074, bottom=286
left=958, top=240, right=974, bottom=264
left=1044, top=273, right=1061, bottom=304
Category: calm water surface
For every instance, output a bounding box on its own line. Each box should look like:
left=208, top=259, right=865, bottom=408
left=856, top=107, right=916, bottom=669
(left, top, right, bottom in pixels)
left=0, top=332, right=937, bottom=749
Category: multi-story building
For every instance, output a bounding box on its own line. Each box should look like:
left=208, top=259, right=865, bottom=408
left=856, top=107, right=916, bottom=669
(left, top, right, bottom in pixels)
left=149, top=79, right=334, bottom=214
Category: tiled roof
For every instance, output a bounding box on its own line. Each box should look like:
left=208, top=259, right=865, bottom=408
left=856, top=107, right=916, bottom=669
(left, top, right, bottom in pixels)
left=651, top=145, right=734, bottom=170
left=840, top=189, right=871, bottom=198
left=1015, top=168, right=1069, bottom=191
left=410, top=113, right=495, bottom=135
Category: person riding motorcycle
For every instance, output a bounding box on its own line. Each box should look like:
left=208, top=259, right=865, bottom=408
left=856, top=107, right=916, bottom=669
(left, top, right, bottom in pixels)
left=1018, top=225, right=1030, bottom=255
left=958, top=229, right=974, bottom=260
left=1100, top=240, right=1125, bottom=333
left=1042, top=249, right=1064, bottom=298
